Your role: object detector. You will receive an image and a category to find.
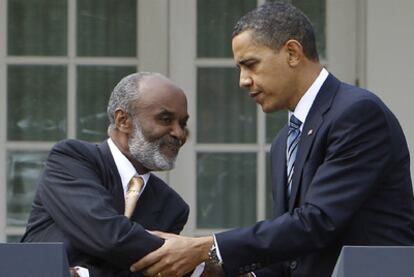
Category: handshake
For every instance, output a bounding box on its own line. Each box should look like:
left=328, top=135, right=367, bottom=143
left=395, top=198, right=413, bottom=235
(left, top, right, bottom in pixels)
left=69, top=230, right=253, bottom=277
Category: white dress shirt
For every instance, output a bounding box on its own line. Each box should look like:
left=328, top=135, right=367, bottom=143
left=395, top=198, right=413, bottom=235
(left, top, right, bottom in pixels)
left=107, top=138, right=150, bottom=195
left=289, top=67, right=329, bottom=127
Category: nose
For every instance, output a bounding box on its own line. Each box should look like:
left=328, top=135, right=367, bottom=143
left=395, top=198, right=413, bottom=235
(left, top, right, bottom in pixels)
left=170, top=122, right=187, bottom=146
left=239, top=71, right=253, bottom=88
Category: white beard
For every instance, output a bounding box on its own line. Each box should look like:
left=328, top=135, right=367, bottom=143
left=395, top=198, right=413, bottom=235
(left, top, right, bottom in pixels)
left=128, top=119, right=177, bottom=171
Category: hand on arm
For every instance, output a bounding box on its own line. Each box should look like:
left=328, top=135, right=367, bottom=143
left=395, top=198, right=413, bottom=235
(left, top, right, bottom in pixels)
left=130, top=231, right=213, bottom=277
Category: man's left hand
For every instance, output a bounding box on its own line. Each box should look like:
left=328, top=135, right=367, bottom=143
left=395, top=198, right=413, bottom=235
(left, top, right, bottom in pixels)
left=130, top=231, right=213, bottom=277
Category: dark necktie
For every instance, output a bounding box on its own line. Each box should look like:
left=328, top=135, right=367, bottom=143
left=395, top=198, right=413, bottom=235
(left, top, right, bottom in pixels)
left=287, top=115, right=302, bottom=197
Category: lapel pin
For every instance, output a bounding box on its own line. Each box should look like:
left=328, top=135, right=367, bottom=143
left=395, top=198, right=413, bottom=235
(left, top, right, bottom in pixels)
left=307, top=129, right=314, bottom=136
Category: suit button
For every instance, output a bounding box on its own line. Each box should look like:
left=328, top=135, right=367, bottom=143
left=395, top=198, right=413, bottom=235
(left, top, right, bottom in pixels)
left=290, top=260, right=297, bottom=270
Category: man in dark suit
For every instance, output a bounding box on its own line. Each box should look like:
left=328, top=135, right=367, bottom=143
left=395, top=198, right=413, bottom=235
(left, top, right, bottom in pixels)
left=21, top=72, right=191, bottom=276
left=130, top=2, right=414, bottom=277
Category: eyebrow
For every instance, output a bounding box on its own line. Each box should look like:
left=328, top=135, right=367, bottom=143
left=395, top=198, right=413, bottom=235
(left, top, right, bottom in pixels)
left=157, top=109, right=173, bottom=116
left=237, top=57, right=257, bottom=67
left=158, top=108, right=189, bottom=121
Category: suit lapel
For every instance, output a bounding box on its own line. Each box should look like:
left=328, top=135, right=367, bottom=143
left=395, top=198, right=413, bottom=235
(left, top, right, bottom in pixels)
left=288, top=74, right=341, bottom=211
left=272, top=126, right=289, bottom=216
left=98, top=141, right=125, bottom=214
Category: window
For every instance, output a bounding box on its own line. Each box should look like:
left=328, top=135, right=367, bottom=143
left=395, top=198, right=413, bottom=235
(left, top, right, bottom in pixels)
left=1, top=0, right=138, bottom=241
left=1, top=0, right=356, bottom=240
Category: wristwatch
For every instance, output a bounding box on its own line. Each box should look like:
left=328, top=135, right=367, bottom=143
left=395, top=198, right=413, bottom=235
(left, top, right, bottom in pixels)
left=208, top=241, right=223, bottom=265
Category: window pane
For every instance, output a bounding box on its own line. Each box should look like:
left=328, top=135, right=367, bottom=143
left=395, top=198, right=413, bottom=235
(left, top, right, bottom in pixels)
left=197, top=153, right=256, bottom=228
left=7, top=151, right=48, bottom=226
left=197, top=68, right=257, bottom=143
left=197, top=0, right=256, bottom=58
left=77, top=0, right=137, bottom=57
left=266, top=111, right=287, bottom=143
left=8, top=0, right=67, bottom=56
left=77, top=66, right=136, bottom=141
left=7, top=235, right=22, bottom=242
left=7, top=65, right=67, bottom=141
left=292, top=0, right=326, bottom=59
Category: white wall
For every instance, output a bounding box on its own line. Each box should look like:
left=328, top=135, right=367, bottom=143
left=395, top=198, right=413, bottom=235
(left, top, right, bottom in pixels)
left=366, top=0, right=414, bottom=176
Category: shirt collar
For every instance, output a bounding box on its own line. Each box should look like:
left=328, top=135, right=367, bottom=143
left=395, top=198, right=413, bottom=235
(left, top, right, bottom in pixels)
left=289, top=68, right=329, bottom=130
left=107, top=138, right=150, bottom=195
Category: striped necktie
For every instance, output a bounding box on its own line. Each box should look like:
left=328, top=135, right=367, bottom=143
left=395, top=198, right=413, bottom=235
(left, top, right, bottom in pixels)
left=287, top=115, right=302, bottom=197
left=124, top=176, right=144, bottom=218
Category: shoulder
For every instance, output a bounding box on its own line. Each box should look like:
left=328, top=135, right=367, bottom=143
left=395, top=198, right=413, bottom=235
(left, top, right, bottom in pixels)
left=50, top=139, right=101, bottom=163
left=331, top=83, right=392, bottom=120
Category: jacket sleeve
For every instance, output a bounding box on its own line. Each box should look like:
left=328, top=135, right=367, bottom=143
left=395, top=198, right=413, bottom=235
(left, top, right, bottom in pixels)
left=169, top=204, right=190, bottom=234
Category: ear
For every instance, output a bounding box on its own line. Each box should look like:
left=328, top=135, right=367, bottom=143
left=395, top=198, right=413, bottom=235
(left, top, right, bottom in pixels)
left=114, top=108, right=133, bottom=134
left=285, top=39, right=304, bottom=67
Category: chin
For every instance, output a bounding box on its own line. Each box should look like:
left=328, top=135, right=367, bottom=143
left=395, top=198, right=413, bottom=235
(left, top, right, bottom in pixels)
left=261, top=105, right=275, bottom=113
left=261, top=102, right=283, bottom=113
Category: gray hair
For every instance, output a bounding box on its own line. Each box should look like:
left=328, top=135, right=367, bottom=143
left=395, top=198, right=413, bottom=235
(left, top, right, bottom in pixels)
left=107, top=72, right=161, bottom=133
left=233, top=1, right=319, bottom=61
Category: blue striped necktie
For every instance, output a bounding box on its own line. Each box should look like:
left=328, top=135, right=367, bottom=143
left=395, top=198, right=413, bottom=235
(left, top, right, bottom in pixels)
left=287, top=115, right=302, bottom=197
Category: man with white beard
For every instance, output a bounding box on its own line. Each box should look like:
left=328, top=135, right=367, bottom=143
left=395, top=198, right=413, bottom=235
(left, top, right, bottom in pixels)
left=21, top=73, right=191, bottom=277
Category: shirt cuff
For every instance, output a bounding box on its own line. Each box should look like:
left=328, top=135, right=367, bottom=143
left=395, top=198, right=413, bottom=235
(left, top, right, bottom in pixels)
left=74, top=266, right=90, bottom=277
left=212, top=234, right=224, bottom=263
left=191, top=262, right=205, bottom=277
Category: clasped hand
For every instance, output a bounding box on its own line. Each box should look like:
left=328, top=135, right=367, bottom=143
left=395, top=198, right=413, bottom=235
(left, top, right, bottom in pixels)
left=130, top=231, right=213, bottom=277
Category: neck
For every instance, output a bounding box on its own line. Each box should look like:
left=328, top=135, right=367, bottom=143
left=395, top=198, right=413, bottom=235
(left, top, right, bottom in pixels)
left=289, top=62, right=323, bottom=111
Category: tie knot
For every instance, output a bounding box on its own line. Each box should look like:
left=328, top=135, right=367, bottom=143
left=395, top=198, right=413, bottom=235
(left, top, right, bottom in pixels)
left=289, top=115, right=302, bottom=130
left=128, top=176, right=144, bottom=193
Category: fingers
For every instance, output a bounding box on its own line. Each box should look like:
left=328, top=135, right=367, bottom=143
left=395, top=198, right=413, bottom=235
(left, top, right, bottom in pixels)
left=142, top=262, right=165, bottom=277
left=130, top=248, right=163, bottom=273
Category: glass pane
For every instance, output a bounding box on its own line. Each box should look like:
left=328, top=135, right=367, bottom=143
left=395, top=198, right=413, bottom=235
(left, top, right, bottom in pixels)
left=7, top=236, right=22, bottom=242
left=197, top=68, right=257, bottom=143
left=7, top=151, right=48, bottom=226
left=77, top=0, right=137, bottom=57
left=8, top=0, right=67, bottom=56
left=197, top=0, right=256, bottom=58
left=77, top=66, right=136, bottom=141
left=266, top=110, right=287, bottom=143
left=7, top=65, right=67, bottom=141
left=197, top=153, right=256, bottom=228
left=292, top=0, right=326, bottom=59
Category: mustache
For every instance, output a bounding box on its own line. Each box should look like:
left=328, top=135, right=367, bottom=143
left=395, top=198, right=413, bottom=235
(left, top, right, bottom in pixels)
left=159, top=136, right=183, bottom=147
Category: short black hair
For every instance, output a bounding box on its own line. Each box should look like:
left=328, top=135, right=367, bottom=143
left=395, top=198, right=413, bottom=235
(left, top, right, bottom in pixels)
left=233, top=1, right=319, bottom=61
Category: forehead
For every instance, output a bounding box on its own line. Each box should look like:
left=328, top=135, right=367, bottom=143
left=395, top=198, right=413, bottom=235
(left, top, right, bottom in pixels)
left=232, top=31, right=273, bottom=60
left=135, top=76, right=188, bottom=117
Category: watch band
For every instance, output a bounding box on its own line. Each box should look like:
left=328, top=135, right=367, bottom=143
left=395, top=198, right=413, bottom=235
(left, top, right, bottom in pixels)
left=208, top=242, right=223, bottom=265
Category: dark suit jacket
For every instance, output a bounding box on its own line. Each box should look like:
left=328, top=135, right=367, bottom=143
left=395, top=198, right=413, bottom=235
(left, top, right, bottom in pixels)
left=21, top=139, right=189, bottom=277
left=215, top=74, right=414, bottom=276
